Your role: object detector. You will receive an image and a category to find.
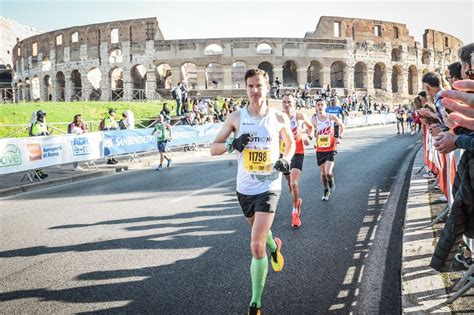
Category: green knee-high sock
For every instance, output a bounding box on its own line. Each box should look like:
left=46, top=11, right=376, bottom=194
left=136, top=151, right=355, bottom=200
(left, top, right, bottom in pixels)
left=266, top=230, right=277, bottom=252
left=250, top=256, right=268, bottom=308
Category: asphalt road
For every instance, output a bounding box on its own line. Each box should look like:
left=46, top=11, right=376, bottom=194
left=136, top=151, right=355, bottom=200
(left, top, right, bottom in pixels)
left=0, top=125, right=419, bottom=314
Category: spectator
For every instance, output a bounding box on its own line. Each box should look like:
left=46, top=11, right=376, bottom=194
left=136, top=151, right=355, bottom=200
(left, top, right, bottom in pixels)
left=68, top=114, right=87, bottom=135
left=274, top=76, right=282, bottom=99
left=172, top=83, right=183, bottom=116
left=68, top=114, right=87, bottom=170
left=180, top=81, right=189, bottom=113
left=118, top=110, right=134, bottom=130
left=447, top=62, right=463, bottom=88
left=422, top=72, right=446, bottom=126
left=160, top=103, right=171, bottom=122
left=100, top=109, right=119, bottom=165
left=29, top=110, right=50, bottom=179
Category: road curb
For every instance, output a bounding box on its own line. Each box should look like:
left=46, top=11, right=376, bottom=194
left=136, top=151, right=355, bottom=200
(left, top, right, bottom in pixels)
left=401, top=146, right=452, bottom=313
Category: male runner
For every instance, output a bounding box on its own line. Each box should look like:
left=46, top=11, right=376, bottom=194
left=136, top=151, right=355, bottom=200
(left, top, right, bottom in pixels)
left=326, top=96, right=344, bottom=138
left=210, top=68, right=295, bottom=315
left=281, top=92, right=314, bottom=228
left=312, top=99, right=345, bottom=201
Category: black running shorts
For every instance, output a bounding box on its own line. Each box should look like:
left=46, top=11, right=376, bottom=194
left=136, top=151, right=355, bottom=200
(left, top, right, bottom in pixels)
left=236, top=190, right=281, bottom=218
left=316, top=151, right=337, bottom=166
left=290, top=154, right=304, bottom=171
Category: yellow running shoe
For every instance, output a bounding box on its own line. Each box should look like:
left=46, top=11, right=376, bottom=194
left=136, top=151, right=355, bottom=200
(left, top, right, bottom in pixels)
left=270, top=237, right=284, bottom=272
left=248, top=303, right=261, bottom=315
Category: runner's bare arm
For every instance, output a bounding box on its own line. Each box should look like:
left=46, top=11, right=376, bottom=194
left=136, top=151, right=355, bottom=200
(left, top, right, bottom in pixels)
left=299, top=112, right=314, bottom=139
left=330, top=114, right=345, bottom=138
left=277, top=112, right=295, bottom=161
left=210, top=111, right=238, bottom=156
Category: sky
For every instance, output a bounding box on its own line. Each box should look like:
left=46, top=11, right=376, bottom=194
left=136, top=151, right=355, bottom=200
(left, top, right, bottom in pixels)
left=1, top=0, right=472, bottom=44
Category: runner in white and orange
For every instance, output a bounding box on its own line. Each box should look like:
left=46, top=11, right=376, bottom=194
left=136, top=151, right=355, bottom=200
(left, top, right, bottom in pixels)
left=281, top=92, right=314, bottom=227
left=312, top=98, right=345, bottom=201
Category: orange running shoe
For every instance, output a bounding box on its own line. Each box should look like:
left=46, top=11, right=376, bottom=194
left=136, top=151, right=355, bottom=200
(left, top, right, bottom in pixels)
left=291, top=199, right=302, bottom=228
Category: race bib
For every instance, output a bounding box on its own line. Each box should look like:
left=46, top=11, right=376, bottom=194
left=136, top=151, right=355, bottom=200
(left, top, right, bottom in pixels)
left=243, top=149, right=272, bottom=174
left=156, top=129, right=163, bottom=138
left=317, top=135, right=331, bottom=148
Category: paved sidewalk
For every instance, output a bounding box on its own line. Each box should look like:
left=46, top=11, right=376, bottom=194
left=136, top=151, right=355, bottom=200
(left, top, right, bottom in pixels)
left=402, top=148, right=473, bottom=313
left=0, top=148, right=210, bottom=198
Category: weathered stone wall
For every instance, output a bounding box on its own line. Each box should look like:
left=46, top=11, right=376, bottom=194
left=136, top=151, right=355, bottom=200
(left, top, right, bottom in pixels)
left=423, top=29, right=463, bottom=54
left=11, top=16, right=461, bottom=105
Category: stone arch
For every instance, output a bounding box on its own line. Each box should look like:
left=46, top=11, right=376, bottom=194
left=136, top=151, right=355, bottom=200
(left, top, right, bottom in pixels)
left=391, top=65, right=402, bottom=93
left=204, top=44, right=223, bottom=56
left=24, top=77, right=31, bottom=101
left=422, top=50, right=430, bottom=65
left=181, top=62, right=198, bottom=90
left=256, top=43, right=273, bottom=55
left=391, top=48, right=401, bottom=62
left=156, top=63, right=172, bottom=89
left=205, top=62, right=224, bottom=89
left=87, top=67, right=102, bottom=100
left=110, top=67, right=124, bottom=101
left=232, top=61, right=247, bottom=88
left=31, top=76, right=41, bottom=101
left=330, top=61, right=346, bottom=88
left=55, top=72, right=65, bottom=101
left=70, top=69, right=82, bottom=101
left=17, top=80, right=23, bottom=101
left=373, top=63, right=387, bottom=90
left=354, top=61, right=368, bottom=89
left=408, top=65, right=418, bottom=95
left=257, top=61, right=274, bottom=83
left=131, top=64, right=147, bottom=100
left=43, top=75, right=52, bottom=101
left=283, top=60, right=298, bottom=87
left=109, top=48, right=123, bottom=64
left=307, top=61, right=323, bottom=87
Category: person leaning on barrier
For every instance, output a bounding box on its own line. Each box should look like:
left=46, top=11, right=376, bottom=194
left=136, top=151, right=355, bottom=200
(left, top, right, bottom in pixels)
left=29, top=110, right=50, bottom=179
left=100, top=109, right=119, bottom=165
left=119, top=110, right=135, bottom=130
left=429, top=42, right=474, bottom=272
left=68, top=114, right=87, bottom=170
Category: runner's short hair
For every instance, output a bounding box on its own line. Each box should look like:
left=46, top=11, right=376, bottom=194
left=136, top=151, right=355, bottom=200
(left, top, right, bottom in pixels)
left=244, top=68, right=270, bottom=86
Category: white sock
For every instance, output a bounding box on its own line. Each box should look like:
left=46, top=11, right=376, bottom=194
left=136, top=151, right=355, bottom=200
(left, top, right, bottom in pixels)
left=292, top=207, right=297, bottom=214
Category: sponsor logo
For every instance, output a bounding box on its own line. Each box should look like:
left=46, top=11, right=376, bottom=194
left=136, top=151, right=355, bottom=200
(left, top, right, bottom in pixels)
left=71, top=137, right=91, bottom=156
left=42, top=144, right=62, bottom=158
left=0, top=144, right=22, bottom=167
left=27, top=143, right=42, bottom=161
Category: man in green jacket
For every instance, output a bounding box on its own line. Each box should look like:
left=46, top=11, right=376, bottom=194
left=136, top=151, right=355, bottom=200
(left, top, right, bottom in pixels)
left=29, top=110, right=50, bottom=179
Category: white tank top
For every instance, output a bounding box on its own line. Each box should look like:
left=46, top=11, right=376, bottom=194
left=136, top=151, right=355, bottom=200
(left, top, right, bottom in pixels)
left=236, top=107, right=281, bottom=195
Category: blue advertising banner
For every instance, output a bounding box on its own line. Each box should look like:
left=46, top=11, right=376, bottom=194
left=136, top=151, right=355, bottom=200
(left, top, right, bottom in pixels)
left=103, top=128, right=156, bottom=156
left=169, top=123, right=223, bottom=147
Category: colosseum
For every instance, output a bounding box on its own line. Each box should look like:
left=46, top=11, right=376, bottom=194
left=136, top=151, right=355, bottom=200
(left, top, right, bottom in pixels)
left=11, top=16, right=463, bottom=104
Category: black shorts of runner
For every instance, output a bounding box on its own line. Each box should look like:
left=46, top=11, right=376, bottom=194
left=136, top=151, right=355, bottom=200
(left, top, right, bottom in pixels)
left=157, top=141, right=167, bottom=153
left=316, top=151, right=337, bottom=166
left=282, top=154, right=304, bottom=175
left=236, top=190, right=281, bottom=218
left=398, top=118, right=404, bottom=123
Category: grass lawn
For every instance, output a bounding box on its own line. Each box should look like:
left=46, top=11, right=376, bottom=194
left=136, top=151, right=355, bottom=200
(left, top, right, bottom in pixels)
left=0, top=101, right=177, bottom=138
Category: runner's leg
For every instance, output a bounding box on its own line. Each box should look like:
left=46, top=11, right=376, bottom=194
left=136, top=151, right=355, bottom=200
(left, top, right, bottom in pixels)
left=246, top=212, right=275, bottom=308
left=290, top=168, right=302, bottom=208
left=325, top=161, right=335, bottom=191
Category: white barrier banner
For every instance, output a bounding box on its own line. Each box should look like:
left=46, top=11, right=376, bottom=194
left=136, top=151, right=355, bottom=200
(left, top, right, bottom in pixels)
left=0, top=132, right=103, bottom=175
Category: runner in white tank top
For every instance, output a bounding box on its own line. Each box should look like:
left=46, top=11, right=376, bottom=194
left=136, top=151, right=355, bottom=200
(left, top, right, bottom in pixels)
left=210, top=69, right=295, bottom=314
